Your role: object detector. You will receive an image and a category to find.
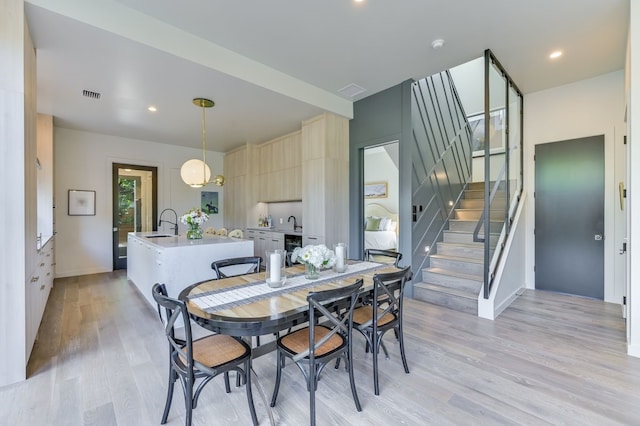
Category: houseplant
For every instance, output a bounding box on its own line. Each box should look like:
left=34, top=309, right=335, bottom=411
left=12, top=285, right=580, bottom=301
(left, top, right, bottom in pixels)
left=291, top=244, right=336, bottom=279
left=180, top=208, right=209, bottom=239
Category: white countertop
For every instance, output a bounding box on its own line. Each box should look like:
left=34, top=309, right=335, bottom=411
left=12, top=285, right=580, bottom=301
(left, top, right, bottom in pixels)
left=246, top=227, right=303, bottom=236
left=129, top=232, right=249, bottom=248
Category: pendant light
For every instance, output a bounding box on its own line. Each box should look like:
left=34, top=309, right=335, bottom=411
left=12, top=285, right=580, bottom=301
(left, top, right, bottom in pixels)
left=180, top=98, right=225, bottom=188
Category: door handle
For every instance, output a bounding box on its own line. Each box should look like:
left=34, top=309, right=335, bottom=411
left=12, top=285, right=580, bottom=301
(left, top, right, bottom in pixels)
left=620, top=242, right=627, bottom=255
left=594, top=234, right=602, bottom=241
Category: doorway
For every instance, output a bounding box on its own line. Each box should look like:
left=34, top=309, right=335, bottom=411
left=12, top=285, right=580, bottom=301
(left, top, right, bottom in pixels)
left=363, top=141, right=399, bottom=252
left=534, top=135, right=604, bottom=299
left=112, top=163, right=158, bottom=270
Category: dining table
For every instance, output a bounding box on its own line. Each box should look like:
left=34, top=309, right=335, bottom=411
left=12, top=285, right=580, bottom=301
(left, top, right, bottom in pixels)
left=178, top=260, right=399, bottom=341
left=178, top=260, right=400, bottom=425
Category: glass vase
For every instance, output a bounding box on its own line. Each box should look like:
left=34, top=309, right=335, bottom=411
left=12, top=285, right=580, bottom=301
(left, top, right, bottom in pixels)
left=304, top=263, right=320, bottom=280
left=186, top=224, right=203, bottom=240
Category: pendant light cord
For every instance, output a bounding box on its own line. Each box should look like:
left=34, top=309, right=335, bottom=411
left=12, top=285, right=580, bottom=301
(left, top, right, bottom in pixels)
left=201, top=101, right=207, bottom=185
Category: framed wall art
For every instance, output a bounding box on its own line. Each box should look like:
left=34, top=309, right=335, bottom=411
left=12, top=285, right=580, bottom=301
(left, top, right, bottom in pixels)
left=364, top=181, right=388, bottom=199
left=68, top=189, right=96, bottom=216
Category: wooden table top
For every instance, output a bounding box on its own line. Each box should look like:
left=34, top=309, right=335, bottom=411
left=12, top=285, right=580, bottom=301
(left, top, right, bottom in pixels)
left=179, top=262, right=399, bottom=337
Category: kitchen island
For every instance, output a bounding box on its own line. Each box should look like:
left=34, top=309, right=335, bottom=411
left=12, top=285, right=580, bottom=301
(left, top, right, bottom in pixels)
left=127, top=232, right=254, bottom=309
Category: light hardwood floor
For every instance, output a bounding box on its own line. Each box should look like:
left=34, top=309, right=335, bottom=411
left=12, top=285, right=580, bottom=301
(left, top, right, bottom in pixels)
left=3, top=271, right=640, bottom=425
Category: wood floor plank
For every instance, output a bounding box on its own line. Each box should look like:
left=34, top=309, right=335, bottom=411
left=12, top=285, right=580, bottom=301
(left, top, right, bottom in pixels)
left=3, top=272, right=640, bottom=425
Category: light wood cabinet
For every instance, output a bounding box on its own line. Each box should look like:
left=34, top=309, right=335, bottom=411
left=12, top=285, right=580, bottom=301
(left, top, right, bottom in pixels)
left=301, top=113, right=349, bottom=249
left=224, top=144, right=259, bottom=230
left=256, top=131, right=302, bottom=202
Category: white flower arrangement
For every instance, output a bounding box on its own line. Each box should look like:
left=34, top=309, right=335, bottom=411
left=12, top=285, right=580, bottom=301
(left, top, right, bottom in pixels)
left=180, top=208, right=209, bottom=226
left=291, top=244, right=336, bottom=269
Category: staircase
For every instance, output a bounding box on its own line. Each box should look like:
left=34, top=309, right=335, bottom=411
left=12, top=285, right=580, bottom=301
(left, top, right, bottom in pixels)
left=414, top=182, right=505, bottom=315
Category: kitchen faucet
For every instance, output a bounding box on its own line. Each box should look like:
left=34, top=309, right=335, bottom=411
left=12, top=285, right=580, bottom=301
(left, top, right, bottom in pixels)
left=288, top=215, right=302, bottom=231
left=158, top=208, right=179, bottom=235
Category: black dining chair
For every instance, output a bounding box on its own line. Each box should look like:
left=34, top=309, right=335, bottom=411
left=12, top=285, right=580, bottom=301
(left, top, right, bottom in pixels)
left=270, top=279, right=364, bottom=426
left=211, top=256, right=262, bottom=279
left=211, top=256, right=264, bottom=347
left=151, top=283, right=258, bottom=426
left=364, top=248, right=402, bottom=267
left=352, top=266, right=412, bottom=396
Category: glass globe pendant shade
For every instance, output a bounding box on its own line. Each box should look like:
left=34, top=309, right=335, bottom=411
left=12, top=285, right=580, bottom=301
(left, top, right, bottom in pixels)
left=180, top=159, right=211, bottom=188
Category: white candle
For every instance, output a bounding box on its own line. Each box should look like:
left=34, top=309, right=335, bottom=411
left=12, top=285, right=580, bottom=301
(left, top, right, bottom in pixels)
left=335, top=245, right=345, bottom=269
left=270, top=253, right=281, bottom=282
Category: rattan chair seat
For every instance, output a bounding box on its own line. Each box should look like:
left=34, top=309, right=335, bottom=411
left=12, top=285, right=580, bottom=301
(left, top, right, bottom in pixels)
left=352, top=305, right=396, bottom=327
left=280, top=325, right=344, bottom=357
left=178, top=334, right=250, bottom=368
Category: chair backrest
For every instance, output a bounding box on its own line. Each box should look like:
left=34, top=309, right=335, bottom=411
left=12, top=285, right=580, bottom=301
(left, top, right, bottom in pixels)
left=211, top=256, right=262, bottom=279
left=364, top=249, right=402, bottom=267
left=215, top=228, right=228, bottom=236
left=152, top=283, right=197, bottom=371
left=228, top=228, right=244, bottom=238
left=367, top=266, right=412, bottom=329
left=293, top=279, right=363, bottom=362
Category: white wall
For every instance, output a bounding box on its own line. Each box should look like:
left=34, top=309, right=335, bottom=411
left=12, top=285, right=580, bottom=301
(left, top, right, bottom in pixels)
left=627, top=1, right=640, bottom=357
left=523, top=70, right=626, bottom=304
left=54, top=127, right=225, bottom=277
left=364, top=145, right=399, bottom=213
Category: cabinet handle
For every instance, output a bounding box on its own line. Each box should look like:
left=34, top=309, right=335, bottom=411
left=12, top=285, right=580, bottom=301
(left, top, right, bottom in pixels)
left=31, top=276, right=39, bottom=283
left=40, top=262, right=45, bottom=267
left=40, top=285, right=45, bottom=290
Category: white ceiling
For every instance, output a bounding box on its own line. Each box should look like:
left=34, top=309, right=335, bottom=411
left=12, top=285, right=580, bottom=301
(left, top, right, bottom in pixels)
left=25, top=0, right=629, bottom=153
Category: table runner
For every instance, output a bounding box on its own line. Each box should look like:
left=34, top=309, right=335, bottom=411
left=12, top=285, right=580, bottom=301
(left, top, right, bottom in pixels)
left=188, top=261, right=386, bottom=313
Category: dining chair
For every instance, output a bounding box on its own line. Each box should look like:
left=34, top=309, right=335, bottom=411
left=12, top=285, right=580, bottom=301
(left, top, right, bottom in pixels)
left=364, top=248, right=402, bottom=267
left=151, top=284, right=258, bottom=426
left=211, top=256, right=262, bottom=279
left=352, top=266, right=412, bottom=396
left=270, top=279, right=364, bottom=426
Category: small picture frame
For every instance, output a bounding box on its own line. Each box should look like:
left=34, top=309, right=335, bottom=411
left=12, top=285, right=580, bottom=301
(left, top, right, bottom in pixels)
left=364, top=181, right=388, bottom=199
left=68, top=189, right=96, bottom=216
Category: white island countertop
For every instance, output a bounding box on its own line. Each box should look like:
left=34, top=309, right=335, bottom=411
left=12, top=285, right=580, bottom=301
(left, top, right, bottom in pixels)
left=131, top=231, right=249, bottom=248
left=127, top=232, right=254, bottom=312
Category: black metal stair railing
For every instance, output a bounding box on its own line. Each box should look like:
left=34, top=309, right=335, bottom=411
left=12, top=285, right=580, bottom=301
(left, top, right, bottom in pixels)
left=410, top=70, right=473, bottom=281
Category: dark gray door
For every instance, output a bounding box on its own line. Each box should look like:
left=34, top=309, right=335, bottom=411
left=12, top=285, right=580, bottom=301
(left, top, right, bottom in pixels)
left=535, top=135, right=604, bottom=299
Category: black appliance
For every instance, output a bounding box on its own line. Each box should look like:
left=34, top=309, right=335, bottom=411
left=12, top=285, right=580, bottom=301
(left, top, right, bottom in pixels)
left=284, top=234, right=302, bottom=253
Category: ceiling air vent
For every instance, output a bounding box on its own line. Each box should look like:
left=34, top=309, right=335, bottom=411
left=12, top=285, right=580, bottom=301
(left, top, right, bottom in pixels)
left=82, top=89, right=101, bottom=100
left=338, top=83, right=366, bottom=99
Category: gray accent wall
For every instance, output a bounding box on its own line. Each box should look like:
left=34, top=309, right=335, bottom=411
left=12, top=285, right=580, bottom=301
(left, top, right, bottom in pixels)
left=349, top=80, right=414, bottom=296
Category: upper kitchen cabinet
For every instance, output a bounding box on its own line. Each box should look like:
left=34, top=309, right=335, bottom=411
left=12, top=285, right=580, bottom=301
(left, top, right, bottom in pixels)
left=301, top=113, right=349, bottom=248
left=224, top=144, right=258, bottom=230
left=257, top=131, right=301, bottom=202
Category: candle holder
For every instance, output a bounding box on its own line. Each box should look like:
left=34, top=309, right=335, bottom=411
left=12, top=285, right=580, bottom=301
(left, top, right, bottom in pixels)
left=266, top=249, right=286, bottom=288
left=333, top=243, right=347, bottom=273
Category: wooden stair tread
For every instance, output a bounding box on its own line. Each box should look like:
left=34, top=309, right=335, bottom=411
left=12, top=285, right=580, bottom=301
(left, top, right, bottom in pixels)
left=414, top=282, right=479, bottom=299
left=423, top=267, right=483, bottom=282
left=429, top=253, right=484, bottom=264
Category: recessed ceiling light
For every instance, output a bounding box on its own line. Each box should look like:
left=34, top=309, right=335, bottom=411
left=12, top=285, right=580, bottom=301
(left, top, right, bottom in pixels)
left=354, top=0, right=364, bottom=3
left=549, top=50, right=563, bottom=59
left=148, top=106, right=157, bottom=112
